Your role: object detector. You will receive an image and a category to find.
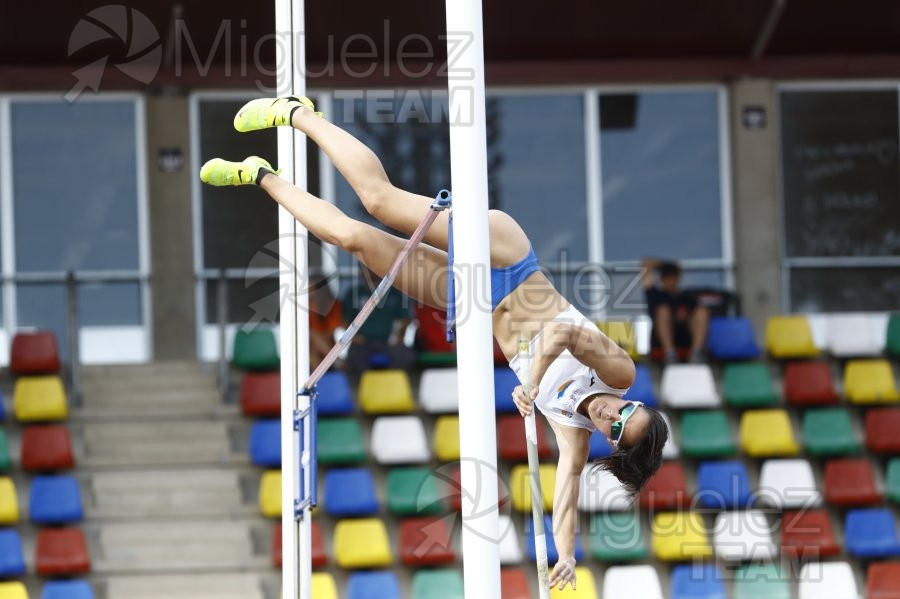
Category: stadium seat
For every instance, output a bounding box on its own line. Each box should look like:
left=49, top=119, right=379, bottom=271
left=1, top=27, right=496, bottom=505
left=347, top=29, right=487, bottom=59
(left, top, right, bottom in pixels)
left=41, top=580, right=95, bottom=599
left=410, top=569, right=463, bottom=599
left=798, top=562, right=859, bottom=599
left=445, top=464, right=510, bottom=512
left=525, top=514, right=584, bottom=563
left=510, top=463, right=555, bottom=512
left=828, top=313, right=884, bottom=357
left=706, top=317, right=760, bottom=360
left=324, top=468, right=379, bottom=517
left=0, top=478, right=18, bottom=525
left=494, top=367, right=520, bottom=412
left=497, top=415, right=552, bottom=461
left=670, top=564, right=726, bottom=599
left=844, top=359, right=899, bottom=404
left=347, top=571, right=401, bottom=599
left=679, top=410, right=735, bottom=458
left=765, top=315, right=819, bottom=358
left=802, top=408, right=860, bottom=455
left=0, top=583, right=27, bottom=599
left=433, top=416, right=460, bottom=461
left=258, top=470, right=281, bottom=517
left=888, top=459, right=900, bottom=504
left=784, top=361, right=839, bottom=405
left=11, top=331, right=61, bottom=375
left=316, top=371, right=355, bottom=415
left=399, top=516, right=456, bottom=565
left=21, top=425, right=74, bottom=471
left=650, top=512, right=712, bottom=561
left=500, top=568, right=530, bottom=599
left=868, top=562, right=900, bottom=599
left=14, top=376, right=67, bottom=422
left=660, top=411, right=680, bottom=459
left=696, top=461, right=751, bottom=509
left=866, top=407, right=900, bottom=453
left=603, top=565, right=662, bottom=599
left=757, top=459, right=820, bottom=509
left=0, top=530, right=25, bottom=577
left=824, top=458, right=881, bottom=506
left=232, top=328, right=279, bottom=370
left=551, top=567, right=596, bottom=599
left=578, top=467, right=631, bottom=511
left=318, top=418, right=366, bottom=464
left=248, top=419, right=280, bottom=466
left=497, top=515, right=522, bottom=565
left=588, top=511, right=647, bottom=561
left=598, top=320, right=640, bottom=359
left=386, top=467, right=445, bottom=516
left=0, top=431, right=8, bottom=471
left=713, top=510, right=776, bottom=561
left=588, top=430, right=613, bottom=459
left=334, top=518, right=392, bottom=568
left=311, top=573, right=338, bottom=599
left=781, top=509, right=840, bottom=560
left=623, top=365, right=658, bottom=406
left=371, top=416, right=430, bottom=464
left=358, top=369, right=415, bottom=414
left=239, top=372, right=280, bottom=416
left=35, top=528, right=90, bottom=575
left=640, top=462, right=690, bottom=510
left=732, top=563, right=791, bottom=599
left=272, top=520, right=325, bottom=568
left=30, top=475, right=82, bottom=524
left=418, top=369, right=459, bottom=413
left=661, top=364, right=720, bottom=408
left=739, top=409, right=799, bottom=456
left=845, top=508, right=900, bottom=558
left=723, top=363, right=779, bottom=407
left=888, top=313, right=900, bottom=356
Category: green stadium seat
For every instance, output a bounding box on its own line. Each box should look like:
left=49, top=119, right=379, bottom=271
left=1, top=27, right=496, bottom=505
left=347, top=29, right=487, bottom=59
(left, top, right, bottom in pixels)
left=232, top=328, right=279, bottom=370
left=410, top=568, right=464, bottom=599
left=887, top=459, right=900, bottom=504
left=0, top=431, right=9, bottom=471
left=723, top=363, right=779, bottom=407
left=802, top=408, right=861, bottom=455
left=679, top=411, right=735, bottom=458
left=732, top=563, right=791, bottom=599
left=317, top=418, right=366, bottom=464
left=588, top=511, right=647, bottom=561
left=886, top=313, right=900, bottom=357
left=386, top=467, right=445, bottom=516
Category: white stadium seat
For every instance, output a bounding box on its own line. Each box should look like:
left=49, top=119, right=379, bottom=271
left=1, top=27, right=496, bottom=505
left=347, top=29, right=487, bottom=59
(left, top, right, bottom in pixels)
left=799, top=561, right=860, bottom=599
left=713, top=510, right=777, bottom=562
left=758, top=459, right=821, bottom=509
left=603, top=565, right=663, bottom=599
left=418, top=368, right=459, bottom=413
left=661, top=364, right=721, bottom=408
left=370, top=416, right=430, bottom=464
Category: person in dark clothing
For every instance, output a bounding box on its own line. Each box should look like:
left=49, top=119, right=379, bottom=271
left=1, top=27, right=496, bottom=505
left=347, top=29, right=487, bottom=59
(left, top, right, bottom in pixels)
left=642, top=259, right=709, bottom=364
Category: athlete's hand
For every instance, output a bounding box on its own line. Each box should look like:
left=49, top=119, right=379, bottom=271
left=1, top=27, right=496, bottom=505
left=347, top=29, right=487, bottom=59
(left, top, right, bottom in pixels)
left=549, top=556, right=577, bottom=590
left=512, top=385, right=538, bottom=417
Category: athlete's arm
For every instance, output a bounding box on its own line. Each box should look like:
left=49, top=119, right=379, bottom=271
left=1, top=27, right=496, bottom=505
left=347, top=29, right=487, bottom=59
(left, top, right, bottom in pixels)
left=548, top=421, right=589, bottom=590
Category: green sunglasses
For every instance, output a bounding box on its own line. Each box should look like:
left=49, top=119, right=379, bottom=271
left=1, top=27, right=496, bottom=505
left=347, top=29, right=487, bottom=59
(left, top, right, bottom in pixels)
left=610, top=401, right=643, bottom=447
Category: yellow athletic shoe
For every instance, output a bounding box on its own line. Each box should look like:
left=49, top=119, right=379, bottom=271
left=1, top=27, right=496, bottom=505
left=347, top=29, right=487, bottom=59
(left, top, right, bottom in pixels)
left=233, top=96, right=322, bottom=132
left=199, top=156, right=280, bottom=186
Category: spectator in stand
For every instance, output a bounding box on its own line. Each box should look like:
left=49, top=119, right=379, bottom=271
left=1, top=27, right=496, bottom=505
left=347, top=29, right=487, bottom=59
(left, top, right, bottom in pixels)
left=641, top=258, right=710, bottom=364
left=308, top=274, right=344, bottom=370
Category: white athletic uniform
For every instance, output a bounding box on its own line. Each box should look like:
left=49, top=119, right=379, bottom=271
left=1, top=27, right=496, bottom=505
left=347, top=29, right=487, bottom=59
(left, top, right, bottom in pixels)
left=508, top=305, right=631, bottom=432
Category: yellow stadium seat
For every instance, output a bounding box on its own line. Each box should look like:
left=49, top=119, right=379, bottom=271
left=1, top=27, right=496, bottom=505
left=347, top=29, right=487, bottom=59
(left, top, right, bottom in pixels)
left=0, top=582, right=27, bottom=599
left=358, top=369, right=415, bottom=414
left=765, top=316, right=819, bottom=359
left=0, top=478, right=18, bottom=525
left=550, top=566, right=597, bottom=598
left=14, top=376, right=67, bottom=422
left=311, top=573, right=338, bottom=599
left=597, top=320, right=640, bottom=359
left=651, top=512, right=712, bottom=561
left=510, top=464, right=556, bottom=512
left=740, top=409, right=800, bottom=457
left=844, top=359, right=899, bottom=404
left=259, top=470, right=281, bottom=518
left=334, top=518, right=392, bottom=568
left=433, top=416, right=460, bottom=461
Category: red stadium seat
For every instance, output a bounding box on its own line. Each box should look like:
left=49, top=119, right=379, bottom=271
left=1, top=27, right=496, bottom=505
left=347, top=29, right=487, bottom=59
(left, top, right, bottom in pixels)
left=273, top=520, right=326, bottom=568
left=824, top=458, right=881, bottom=507
left=240, top=372, right=280, bottom=416
left=780, top=510, right=841, bottom=560
left=497, top=415, right=552, bottom=462
left=784, top=361, right=839, bottom=406
left=501, top=568, right=531, bottom=599
left=868, top=562, right=900, bottom=599
left=640, top=462, right=690, bottom=510
left=399, top=516, right=456, bottom=565
left=415, top=304, right=455, bottom=354
left=10, top=332, right=60, bottom=375
left=21, top=425, right=75, bottom=471
left=866, top=408, right=900, bottom=453
left=35, top=528, right=90, bottom=575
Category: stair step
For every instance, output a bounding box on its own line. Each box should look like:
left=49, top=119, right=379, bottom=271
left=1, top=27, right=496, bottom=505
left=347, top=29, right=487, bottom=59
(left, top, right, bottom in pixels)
left=104, top=572, right=269, bottom=599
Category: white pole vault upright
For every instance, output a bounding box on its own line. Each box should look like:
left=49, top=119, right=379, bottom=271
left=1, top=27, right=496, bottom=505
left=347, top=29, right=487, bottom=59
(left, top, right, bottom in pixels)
left=275, top=0, right=311, bottom=597
left=445, top=1, right=502, bottom=597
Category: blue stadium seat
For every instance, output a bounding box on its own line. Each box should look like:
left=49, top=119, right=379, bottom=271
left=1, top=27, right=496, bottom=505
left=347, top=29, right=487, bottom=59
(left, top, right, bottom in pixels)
left=41, top=580, right=95, bottom=599
left=588, top=430, right=614, bottom=459
left=624, top=365, right=658, bottom=407
left=0, top=529, right=24, bottom=577
left=316, top=371, right=354, bottom=415
left=845, top=508, right=900, bottom=558
left=347, top=571, right=401, bottom=599
left=249, top=419, right=281, bottom=467
left=671, top=563, right=726, bottom=599
left=707, top=317, right=760, bottom=360
left=494, top=368, right=519, bottom=412
left=29, top=475, right=83, bottom=524
left=696, top=461, right=751, bottom=509
left=525, top=514, right=584, bottom=563
left=324, top=468, right=379, bottom=517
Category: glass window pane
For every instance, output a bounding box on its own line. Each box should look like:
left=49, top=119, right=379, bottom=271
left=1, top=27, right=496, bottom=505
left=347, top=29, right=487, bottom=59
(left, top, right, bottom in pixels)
left=205, top=277, right=279, bottom=325
left=11, top=100, right=140, bottom=272
left=790, top=267, right=900, bottom=312
left=600, top=90, right=723, bottom=262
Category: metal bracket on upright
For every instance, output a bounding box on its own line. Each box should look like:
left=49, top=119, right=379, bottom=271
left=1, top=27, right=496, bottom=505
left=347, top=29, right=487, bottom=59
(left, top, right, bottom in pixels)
left=293, top=387, right=317, bottom=520
left=432, top=189, right=452, bottom=210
